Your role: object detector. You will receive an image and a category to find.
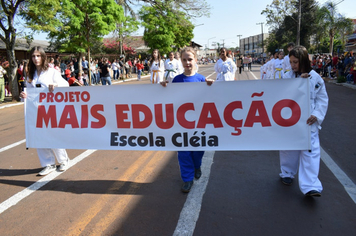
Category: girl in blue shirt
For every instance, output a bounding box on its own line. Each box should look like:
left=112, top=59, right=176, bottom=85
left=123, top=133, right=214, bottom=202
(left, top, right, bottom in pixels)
left=161, top=47, right=212, bottom=193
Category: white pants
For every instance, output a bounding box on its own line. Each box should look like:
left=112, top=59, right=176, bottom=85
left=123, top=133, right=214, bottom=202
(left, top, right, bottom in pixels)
left=279, top=131, right=322, bottom=194
left=37, top=148, right=69, bottom=167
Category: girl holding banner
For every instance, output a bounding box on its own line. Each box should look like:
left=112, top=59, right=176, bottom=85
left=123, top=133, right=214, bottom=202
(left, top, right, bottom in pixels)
left=20, top=46, right=70, bottom=176
left=161, top=47, right=213, bottom=193
left=279, top=45, right=328, bottom=197
left=149, top=49, right=164, bottom=84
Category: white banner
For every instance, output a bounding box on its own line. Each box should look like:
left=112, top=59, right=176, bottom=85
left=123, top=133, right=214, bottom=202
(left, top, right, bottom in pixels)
left=25, top=79, right=310, bottom=151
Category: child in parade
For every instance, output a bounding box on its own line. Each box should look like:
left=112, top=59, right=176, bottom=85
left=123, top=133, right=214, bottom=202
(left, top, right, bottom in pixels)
left=135, top=60, right=144, bottom=81
left=283, top=42, right=295, bottom=74
left=20, top=46, right=70, bottom=176
left=265, top=54, right=275, bottom=79
left=272, top=51, right=284, bottom=79
left=214, top=47, right=237, bottom=81
left=149, top=49, right=165, bottom=84
left=260, top=59, right=268, bottom=79
left=279, top=45, right=328, bottom=197
left=174, top=52, right=184, bottom=75
left=160, top=47, right=213, bottom=193
left=164, top=52, right=180, bottom=83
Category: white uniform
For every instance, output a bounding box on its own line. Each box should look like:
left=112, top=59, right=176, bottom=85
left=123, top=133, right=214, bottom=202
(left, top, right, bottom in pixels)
left=176, top=59, right=184, bottom=75
left=266, top=58, right=275, bottom=79
left=150, top=60, right=165, bottom=84
left=279, top=70, right=328, bottom=194
left=164, top=58, right=180, bottom=83
left=260, top=64, right=267, bottom=79
left=26, top=68, right=69, bottom=167
left=214, top=58, right=237, bottom=81
left=272, top=58, right=284, bottom=79
left=283, top=54, right=292, bottom=73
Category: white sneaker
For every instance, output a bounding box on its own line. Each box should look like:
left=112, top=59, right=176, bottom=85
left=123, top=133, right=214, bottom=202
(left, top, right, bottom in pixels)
left=39, top=164, right=56, bottom=176
left=58, top=160, right=69, bottom=172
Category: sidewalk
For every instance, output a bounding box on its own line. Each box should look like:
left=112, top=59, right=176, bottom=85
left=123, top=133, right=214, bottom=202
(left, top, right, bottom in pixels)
left=323, top=77, right=356, bottom=90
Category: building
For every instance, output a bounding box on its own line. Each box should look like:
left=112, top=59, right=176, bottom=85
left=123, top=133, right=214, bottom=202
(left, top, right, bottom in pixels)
left=0, top=38, right=51, bottom=61
left=345, top=19, right=356, bottom=53
left=239, top=33, right=269, bottom=57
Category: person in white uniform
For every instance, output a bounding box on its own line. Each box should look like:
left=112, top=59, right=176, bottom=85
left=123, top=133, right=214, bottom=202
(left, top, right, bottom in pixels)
left=20, top=46, right=70, bottom=176
left=149, top=49, right=165, bottom=84
left=260, top=59, right=268, bottom=79
left=279, top=45, right=328, bottom=197
left=265, top=54, right=275, bottom=79
left=283, top=42, right=295, bottom=75
left=164, top=52, right=180, bottom=83
left=174, top=52, right=184, bottom=75
left=214, top=47, right=237, bottom=82
left=272, top=51, right=284, bottom=79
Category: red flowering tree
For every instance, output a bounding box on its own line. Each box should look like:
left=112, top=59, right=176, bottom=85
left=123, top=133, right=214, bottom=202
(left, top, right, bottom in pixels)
left=103, top=38, right=136, bottom=56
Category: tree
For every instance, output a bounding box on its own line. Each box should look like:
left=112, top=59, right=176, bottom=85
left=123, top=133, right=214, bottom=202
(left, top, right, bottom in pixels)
left=262, top=0, right=318, bottom=51
left=261, top=0, right=297, bottom=31
left=0, top=0, right=26, bottom=101
left=318, top=1, right=353, bottom=54
left=24, top=0, right=124, bottom=84
left=139, top=3, right=194, bottom=54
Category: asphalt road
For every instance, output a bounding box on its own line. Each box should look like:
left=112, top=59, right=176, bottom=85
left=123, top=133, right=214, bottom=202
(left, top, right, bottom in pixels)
left=0, top=64, right=355, bottom=236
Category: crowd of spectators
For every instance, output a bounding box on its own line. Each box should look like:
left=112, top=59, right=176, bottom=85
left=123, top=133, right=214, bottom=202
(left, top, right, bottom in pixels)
left=311, top=52, right=356, bottom=84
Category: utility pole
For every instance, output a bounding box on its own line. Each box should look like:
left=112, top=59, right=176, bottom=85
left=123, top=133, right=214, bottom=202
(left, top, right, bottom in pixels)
left=221, top=39, right=225, bottom=48
left=256, top=22, right=264, bottom=54
left=297, top=0, right=301, bottom=45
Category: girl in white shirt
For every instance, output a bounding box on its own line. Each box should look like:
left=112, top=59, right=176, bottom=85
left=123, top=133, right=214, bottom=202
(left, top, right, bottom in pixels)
left=20, top=46, right=70, bottom=176
left=149, top=49, right=165, bottom=84
left=279, top=46, right=328, bottom=197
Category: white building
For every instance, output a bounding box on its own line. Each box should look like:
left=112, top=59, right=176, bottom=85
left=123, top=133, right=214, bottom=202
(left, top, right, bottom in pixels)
left=240, top=33, right=269, bottom=56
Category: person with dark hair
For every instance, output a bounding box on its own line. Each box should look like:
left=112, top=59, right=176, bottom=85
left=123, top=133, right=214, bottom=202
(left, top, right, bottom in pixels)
left=20, top=46, right=70, bottom=176
left=283, top=42, right=295, bottom=74
left=214, top=47, right=237, bottom=81
left=0, top=61, right=7, bottom=103
left=99, top=58, right=112, bottom=85
left=17, top=60, right=25, bottom=92
left=149, top=49, right=164, bottom=84
left=272, top=51, right=284, bottom=79
left=279, top=45, right=328, bottom=197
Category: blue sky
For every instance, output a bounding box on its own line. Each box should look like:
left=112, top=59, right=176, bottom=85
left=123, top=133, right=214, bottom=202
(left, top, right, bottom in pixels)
left=32, top=0, right=355, bottom=48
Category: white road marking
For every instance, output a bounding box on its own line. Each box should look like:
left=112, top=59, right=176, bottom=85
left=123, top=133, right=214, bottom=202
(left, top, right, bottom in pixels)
left=0, top=149, right=97, bottom=214
left=249, top=70, right=259, bottom=80
left=321, top=147, right=356, bottom=203
left=173, top=151, right=215, bottom=236
left=0, top=102, right=23, bottom=110
left=0, top=139, right=26, bottom=153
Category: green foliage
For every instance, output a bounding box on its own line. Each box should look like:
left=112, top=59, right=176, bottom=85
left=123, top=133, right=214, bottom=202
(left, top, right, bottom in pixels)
left=262, top=0, right=318, bottom=51
left=316, top=1, right=353, bottom=53
left=24, top=0, right=124, bottom=54
left=139, top=4, right=194, bottom=54
left=337, top=76, right=346, bottom=83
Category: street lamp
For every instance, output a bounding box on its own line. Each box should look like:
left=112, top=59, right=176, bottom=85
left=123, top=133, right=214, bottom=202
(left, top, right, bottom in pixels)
left=207, top=37, right=216, bottom=49
left=237, top=35, right=242, bottom=54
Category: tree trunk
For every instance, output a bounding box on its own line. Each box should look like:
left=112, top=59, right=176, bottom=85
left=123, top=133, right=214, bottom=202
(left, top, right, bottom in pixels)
left=88, top=48, right=91, bottom=85
left=329, top=30, right=334, bottom=54
left=7, top=45, right=19, bottom=101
